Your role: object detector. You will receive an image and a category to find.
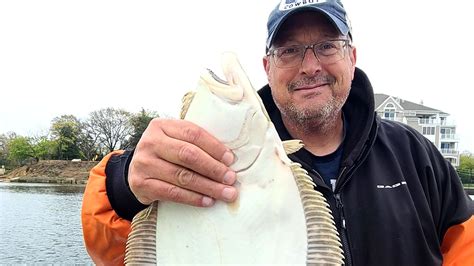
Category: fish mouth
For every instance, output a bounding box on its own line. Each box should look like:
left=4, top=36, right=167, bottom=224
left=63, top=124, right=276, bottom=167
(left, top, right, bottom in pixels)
left=207, top=69, right=229, bottom=86
left=200, top=56, right=245, bottom=102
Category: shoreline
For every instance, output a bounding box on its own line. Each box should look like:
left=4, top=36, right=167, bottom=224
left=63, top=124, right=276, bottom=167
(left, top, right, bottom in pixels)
left=0, top=160, right=96, bottom=185
left=0, top=176, right=87, bottom=185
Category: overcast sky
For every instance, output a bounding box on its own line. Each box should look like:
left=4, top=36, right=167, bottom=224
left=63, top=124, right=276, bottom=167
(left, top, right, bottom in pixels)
left=1, top=0, right=472, bottom=153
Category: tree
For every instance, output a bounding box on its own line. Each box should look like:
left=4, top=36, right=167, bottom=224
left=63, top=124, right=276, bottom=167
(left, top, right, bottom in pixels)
left=50, top=115, right=81, bottom=160
left=0, top=132, right=18, bottom=167
left=87, top=108, right=133, bottom=152
left=0, top=133, right=11, bottom=167
left=77, top=121, right=101, bottom=161
left=7, top=136, right=35, bottom=165
left=460, top=153, right=474, bottom=171
left=459, top=153, right=474, bottom=185
left=32, top=136, right=58, bottom=160
left=127, top=108, right=159, bottom=148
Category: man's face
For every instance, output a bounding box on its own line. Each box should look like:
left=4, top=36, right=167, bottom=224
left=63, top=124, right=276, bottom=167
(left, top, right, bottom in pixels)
left=263, top=11, right=356, bottom=129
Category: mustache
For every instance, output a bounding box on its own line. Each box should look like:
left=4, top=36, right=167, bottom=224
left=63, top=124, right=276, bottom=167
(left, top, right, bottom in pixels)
left=288, top=75, right=336, bottom=92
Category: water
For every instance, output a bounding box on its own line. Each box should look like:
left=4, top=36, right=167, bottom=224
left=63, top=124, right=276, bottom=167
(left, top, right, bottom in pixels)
left=0, top=182, right=93, bottom=264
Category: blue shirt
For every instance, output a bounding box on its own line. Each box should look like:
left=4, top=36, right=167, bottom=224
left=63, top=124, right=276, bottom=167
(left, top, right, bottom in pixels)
left=312, top=144, right=344, bottom=190
left=311, top=114, right=347, bottom=191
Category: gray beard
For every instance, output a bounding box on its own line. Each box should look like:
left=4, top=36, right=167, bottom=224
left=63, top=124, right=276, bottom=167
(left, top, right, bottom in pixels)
left=275, top=91, right=348, bottom=135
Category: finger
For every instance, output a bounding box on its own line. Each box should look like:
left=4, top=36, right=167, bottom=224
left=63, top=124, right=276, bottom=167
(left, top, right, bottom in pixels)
left=150, top=157, right=238, bottom=203
left=147, top=120, right=236, bottom=185
left=160, top=119, right=235, bottom=166
left=144, top=119, right=235, bottom=184
left=135, top=177, right=216, bottom=207
left=157, top=137, right=236, bottom=185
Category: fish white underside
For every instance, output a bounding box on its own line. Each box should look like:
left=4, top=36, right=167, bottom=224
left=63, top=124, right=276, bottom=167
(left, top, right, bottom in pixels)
left=125, top=53, right=343, bottom=265
left=157, top=85, right=307, bottom=264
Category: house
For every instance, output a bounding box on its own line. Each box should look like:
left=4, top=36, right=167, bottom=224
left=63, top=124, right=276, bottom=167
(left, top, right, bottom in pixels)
left=374, top=94, right=460, bottom=167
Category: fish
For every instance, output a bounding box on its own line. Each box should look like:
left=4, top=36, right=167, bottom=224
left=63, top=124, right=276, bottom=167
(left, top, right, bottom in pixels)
left=124, top=52, right=344, bottom=265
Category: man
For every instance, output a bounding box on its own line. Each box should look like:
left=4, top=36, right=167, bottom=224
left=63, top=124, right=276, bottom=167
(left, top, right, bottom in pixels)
left=82, top=0, right=474, bottom=265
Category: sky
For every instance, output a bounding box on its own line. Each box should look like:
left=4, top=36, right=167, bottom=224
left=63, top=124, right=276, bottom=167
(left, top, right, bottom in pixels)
left=1, top=0, right=473, bottom=153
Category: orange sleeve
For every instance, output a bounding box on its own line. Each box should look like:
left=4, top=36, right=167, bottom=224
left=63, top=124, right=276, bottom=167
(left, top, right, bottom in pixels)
left=441, top=215, right=474, bottom=266
left=81, top=151, right=131, bottom=266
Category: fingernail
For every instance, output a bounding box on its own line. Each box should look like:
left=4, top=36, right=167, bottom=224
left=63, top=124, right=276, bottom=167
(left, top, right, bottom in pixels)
left=223, top=171, right=236, bottom=185
left=202, top=196, right=214, bottom=207
left=221, top=151, right=235, bottom=166
left=222, top=187, right=236, bottom=201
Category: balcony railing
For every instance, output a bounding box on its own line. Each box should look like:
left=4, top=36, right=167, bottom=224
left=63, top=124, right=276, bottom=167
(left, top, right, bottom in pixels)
left=441, top=134, right=458, bottom=140
left=419, top=118, right=437, bottom=125
left=441, top=148, right=459, bottom=155
left=418, top=118, right=454, bottom=126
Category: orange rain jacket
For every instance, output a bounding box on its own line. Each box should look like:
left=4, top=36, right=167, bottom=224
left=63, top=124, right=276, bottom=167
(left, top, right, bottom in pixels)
left=81, top=151, right=130, bottom=265
left=81, top=69, right=474, bottom=266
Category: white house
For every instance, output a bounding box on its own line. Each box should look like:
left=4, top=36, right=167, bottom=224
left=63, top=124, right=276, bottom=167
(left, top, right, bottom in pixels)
left=374, top=94, right=460, bottom=167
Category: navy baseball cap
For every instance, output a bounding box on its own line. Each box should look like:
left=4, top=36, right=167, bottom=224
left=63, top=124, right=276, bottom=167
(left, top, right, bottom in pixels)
left=266, top=0, right=352, bottom=50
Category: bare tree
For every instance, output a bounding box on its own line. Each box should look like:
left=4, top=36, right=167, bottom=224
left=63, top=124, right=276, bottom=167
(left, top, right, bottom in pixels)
left=0, top=133, right=15, bottom=166
left=77, top=121, right=101, bottom=160
left=87, top=108, right=133, bottom=152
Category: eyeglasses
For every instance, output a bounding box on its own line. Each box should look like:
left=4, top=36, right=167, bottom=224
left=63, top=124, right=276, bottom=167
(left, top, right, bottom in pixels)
left=267, top=39, right=351, bottom=68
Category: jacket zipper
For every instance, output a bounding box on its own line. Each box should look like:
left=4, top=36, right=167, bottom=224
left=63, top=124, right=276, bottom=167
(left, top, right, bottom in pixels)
left=335, top=193, right=352, bottom=266
left=334, top=167, right=353, bottom=266
left=334, top=157, right=368, bottom=266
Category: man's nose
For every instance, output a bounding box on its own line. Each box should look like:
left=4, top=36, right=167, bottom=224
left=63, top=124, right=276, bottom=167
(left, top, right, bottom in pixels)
left=300, top=47, right=322, bottom=75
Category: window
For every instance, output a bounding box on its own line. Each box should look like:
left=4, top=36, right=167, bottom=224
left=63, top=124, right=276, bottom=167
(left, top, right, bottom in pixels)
left=440, top=117, right=446, bottom=125
left=422, top=127, right=435, bottom=135
left=384, top=103, right=396, bottom=121
left=441, top=128, right=455, bottom=139
left=441, top=128, right=455, bottom=134
left=419, top=116, right=437, bottom=124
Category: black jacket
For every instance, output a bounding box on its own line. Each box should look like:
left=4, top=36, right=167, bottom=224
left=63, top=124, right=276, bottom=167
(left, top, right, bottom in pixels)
left=106, top=67, right=473, bottom=265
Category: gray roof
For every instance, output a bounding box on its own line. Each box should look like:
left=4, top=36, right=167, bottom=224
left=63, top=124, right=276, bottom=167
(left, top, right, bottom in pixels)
left=374, top=93, right=447, bottom=114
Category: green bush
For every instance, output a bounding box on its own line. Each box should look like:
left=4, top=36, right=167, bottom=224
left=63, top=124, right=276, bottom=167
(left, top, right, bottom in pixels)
left=457, top=169, right=474, bottom=185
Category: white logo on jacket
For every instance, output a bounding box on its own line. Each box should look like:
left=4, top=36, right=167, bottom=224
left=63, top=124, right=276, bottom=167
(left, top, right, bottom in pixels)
left=377, top=181, right=407, bottom=189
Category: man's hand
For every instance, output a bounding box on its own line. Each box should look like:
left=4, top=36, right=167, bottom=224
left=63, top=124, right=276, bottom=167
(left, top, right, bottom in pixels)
left=128, top=118, right=238, bottom=207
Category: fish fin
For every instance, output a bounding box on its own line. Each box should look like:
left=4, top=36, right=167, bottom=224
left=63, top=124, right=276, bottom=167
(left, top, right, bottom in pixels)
left=290, top=162, right=345, bottom=265
left=124, top=202, right=158, bottom=265
left=180, top=91, right=196, bottom=119
left=282, top=140, right=304, bottom=155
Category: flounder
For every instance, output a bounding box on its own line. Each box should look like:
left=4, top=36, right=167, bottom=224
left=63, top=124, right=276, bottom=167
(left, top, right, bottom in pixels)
left=125, top=53, right=344, bottom=265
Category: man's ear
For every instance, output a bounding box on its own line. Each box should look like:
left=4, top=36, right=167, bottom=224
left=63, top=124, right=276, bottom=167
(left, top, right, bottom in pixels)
left=349, top=46, right=357, bottom=80
left=263, top=56, right=270, bottom=75
left=350, top=46, right=357, bottom=66
left=263, top=56, right=272, bottom=83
